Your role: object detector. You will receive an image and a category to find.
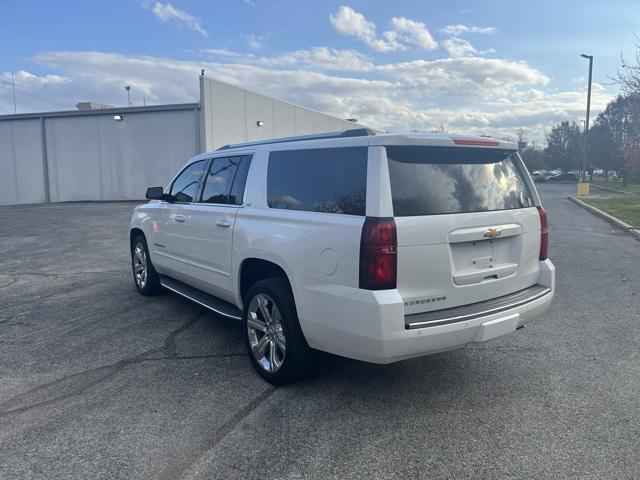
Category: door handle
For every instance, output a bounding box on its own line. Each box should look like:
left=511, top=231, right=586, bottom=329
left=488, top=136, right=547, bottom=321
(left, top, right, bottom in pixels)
left=174, top=215, right=186, bottom=223
left=216, top=220, right=232, bottom=228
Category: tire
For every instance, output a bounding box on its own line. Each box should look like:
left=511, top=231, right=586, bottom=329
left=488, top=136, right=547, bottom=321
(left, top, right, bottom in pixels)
left=131, top=234, right=162, bottom=296
left=243, top=277, right=315, bottom=385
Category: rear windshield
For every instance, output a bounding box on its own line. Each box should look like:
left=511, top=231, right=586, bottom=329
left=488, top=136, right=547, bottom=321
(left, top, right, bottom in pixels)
left=386, top=146, right=534, bottom=217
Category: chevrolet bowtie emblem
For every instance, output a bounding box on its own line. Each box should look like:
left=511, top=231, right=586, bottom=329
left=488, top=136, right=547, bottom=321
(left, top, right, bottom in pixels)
left=484, top=228, right=502, bottom=238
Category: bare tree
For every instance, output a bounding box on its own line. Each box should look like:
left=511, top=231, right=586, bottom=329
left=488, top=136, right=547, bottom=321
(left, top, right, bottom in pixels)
left=516, top=128, right=528, bottom=143
left=612, top=35, right=640, bottom=95
left=607, top=37, right=640, bottom=182
left=430, top=123, right=447, bottom=133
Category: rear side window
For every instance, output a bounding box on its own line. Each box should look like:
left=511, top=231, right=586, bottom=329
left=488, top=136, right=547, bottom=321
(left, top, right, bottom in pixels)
left=267, top=147, right=367, bottom=216
left=228, top=155, right=252, bottom=205
left=200, top=155, right=251, bottom=205
left=170, top=160, right=207, bottom=203
left=386, top=146, right=534, bottom=216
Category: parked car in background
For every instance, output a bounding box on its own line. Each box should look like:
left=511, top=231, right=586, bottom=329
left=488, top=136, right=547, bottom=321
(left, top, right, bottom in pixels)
left=531, top=169, right=553, bottom=182
left=546, top=172, right=579, bottom=182
left=130, top=129, right=555, bottom=384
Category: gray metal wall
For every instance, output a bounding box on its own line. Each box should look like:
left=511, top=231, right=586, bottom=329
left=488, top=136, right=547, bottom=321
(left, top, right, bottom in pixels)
left=199, top=76, right=360, bottom=151
left=0, top=105, right=200, bottom=205
left=0, top=118, right=47, bottom=204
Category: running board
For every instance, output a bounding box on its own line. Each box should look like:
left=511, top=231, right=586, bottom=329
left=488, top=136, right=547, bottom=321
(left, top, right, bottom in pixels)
left=159, top=276, right=242, bottom=320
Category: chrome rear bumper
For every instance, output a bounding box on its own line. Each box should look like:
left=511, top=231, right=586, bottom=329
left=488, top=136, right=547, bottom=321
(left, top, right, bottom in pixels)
left=405, top=285, right=552, bottom=330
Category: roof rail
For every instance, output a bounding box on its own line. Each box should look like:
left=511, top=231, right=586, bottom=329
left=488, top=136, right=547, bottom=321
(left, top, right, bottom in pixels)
left=216, top=128, right=375, bottom=151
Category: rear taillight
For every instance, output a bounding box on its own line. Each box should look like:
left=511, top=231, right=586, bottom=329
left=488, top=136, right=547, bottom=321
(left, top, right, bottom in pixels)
left=537, top=206, right=548, bottom=260
left=359, top=217, right=397, bottom=290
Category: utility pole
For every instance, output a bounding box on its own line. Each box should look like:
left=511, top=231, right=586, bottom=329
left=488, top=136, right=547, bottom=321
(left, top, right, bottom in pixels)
left=580, top=54, right=593, bottom=182
left=11, top=72, right=17, bottom=113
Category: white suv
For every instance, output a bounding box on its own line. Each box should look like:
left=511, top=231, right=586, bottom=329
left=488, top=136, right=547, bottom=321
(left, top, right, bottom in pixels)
left=130, top=129, right=554, bottom=384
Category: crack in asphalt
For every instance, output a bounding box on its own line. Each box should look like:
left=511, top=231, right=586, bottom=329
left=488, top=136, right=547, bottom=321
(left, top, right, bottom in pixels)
left=0, top=348, right=161, bottom=418
left=0, top=297, right=153, bottom=345
left=142, top=353, right=247, bottom=362
left=2, top=282, right=109, bottom=313
left=0, top=275, right=18, bottom=290
left=1, top=271, right=124, bottom=278
left=0, top=352, right=248, bottom=419
left=176, top=386, right=277, bottom=480
left=164, top=313, right=203, bottom=358
left=0, top=310, right=243, bottom=418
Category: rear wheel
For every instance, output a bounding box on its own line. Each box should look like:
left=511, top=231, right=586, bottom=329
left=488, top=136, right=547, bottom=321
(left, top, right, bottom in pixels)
left=131, top=234, right=161, bottom=296
left=243, top=278, right=314, bottom=385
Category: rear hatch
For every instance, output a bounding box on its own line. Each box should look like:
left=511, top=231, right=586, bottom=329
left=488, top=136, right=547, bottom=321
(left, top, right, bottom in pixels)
left=385, top=144, right=542, bottom=315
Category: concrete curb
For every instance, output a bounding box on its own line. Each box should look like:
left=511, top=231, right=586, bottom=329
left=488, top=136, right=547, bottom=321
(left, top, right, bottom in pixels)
left=568, top=196, right=640, bottom=240
left=589, top=184, right=636, bottom=196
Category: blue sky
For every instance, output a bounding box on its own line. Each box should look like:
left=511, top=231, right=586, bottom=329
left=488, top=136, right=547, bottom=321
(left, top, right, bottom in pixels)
left=1, top=0, right=639, bottom=142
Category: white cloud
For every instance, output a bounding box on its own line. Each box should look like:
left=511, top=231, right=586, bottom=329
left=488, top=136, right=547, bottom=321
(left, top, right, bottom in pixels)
left=200, top=47, right=373, bottom=72
left=375, top=57, right=547, bottom=99
left=440, top=37, right=495, bottom=58
left=330, top=6, right=378, bottom=46
left=2, top=70, right=69, bottom=87
left=329, top=6, right=437, bottom=52
left=2, top=49, right=614, bottom=144
left=245, top=34, right=264, bottom=49
left=146, top=2, right=208, bottom=37
left=441, top=24, right=496, bottom=36
left=200, top=48, right=247, bottom=58
left=389, top=17, right=438, bottom=51
left=0, top=70, right=69, bottom=113
left=30, top=51, right=394, bottom=107
left=369, top=31, right=405, bottom=53
left=442, top=38, right=477, bottom=58
left=259, top=47, right=374, bottom=72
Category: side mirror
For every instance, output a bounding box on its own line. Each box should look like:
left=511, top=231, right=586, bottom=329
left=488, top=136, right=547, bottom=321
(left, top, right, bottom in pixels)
left=145, top=186, right=165, bottom=200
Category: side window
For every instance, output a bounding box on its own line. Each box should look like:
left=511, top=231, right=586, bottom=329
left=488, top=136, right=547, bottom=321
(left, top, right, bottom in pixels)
left=267, top=147, right=367, bottom=216
left=169, top=160, right=207, bottom=203
left=200, top=157, right=239, bottom=204
left=228, top=155, right=252, bottom=205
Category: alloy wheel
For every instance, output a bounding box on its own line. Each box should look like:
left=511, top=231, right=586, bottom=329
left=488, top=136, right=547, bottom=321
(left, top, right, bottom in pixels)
left=133, top=243, right=147, bottom=289
left=247, top=293, right=287, bottom=373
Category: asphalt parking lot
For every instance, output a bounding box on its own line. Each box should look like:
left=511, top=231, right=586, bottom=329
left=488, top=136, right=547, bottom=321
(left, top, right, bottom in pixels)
left=1, top=183, right=639, bottom=479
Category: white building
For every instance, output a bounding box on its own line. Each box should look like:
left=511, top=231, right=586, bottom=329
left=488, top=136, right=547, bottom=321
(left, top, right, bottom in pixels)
left=0, top=75, right=365, bottom=205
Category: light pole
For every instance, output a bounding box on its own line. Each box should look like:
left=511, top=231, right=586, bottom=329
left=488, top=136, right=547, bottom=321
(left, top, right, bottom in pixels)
left=580, top=54, right=593, bottom=183
left=124, top=85, right=131, bottom=106
left=11, top=72, right=17, bottom=113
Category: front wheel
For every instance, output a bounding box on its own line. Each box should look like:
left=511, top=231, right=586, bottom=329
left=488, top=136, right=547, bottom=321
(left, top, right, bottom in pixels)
left=131, top=234, right=161, bottom=296
left=243, top=278, right=315, bottom=385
